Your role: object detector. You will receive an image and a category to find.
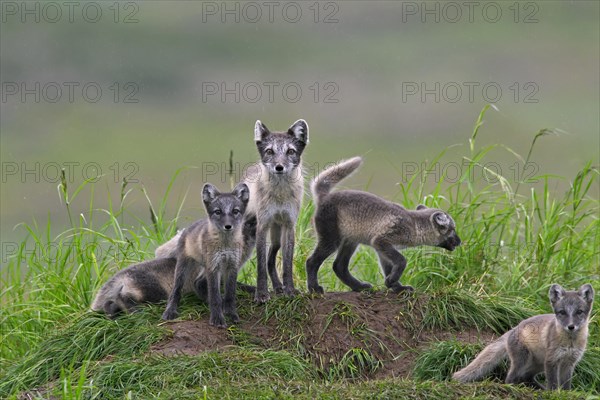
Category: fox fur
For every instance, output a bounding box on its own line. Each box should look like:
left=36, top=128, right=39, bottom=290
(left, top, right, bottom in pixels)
left=306, top=156, right=461, bottom=293
left=453, top=283, right=595, bottom=390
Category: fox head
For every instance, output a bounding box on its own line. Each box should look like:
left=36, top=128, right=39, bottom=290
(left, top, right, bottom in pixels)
left=254, top=119, right=309, bottom=176
left=416, top=204, right=461, bottom=251
left=549, top=283, right=594, bottom=333
left=202, top=182, right=249, bottom=233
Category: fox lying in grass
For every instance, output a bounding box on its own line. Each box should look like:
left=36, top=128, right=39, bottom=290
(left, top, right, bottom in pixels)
left=453, top=283, right=594, bottom=390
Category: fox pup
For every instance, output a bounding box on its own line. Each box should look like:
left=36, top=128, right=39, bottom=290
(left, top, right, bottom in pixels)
left=453, top=283, right=595, bottom=390
left=155, top=213, right=257, bottom=295
left=157, top=182, right=250, bottom=328
left=92, top=184, right=256, bottom=322
left=245, top=119, right=309, bottom=303
left=91, top=257, right=177, bottom=318
left=306, top=157, right=461, bottom=294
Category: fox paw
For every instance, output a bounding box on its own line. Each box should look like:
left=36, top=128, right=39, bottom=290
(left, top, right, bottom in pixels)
left=161, top=308, right=179, bottom=321
left=353, top=282, right=373, bottom=292
left=391, top=284, right=414, bottom=293
left=283, top=286, right=300, bottom=296
left=225, top=309, right=240, bottom=323
left=254, top=290, right=271, bottom=304
left=308, top=285, right=325, bottom=294
left=209, top=313, right=227, bottom=329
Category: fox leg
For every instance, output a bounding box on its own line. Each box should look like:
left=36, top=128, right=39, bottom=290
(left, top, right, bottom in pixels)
left=332, top=241, right=371, bottom=291
left=162, top=257, right=195, bottom=320
left=544, top=359, right=561, bottom=390
left=281, top=224, right=298, bottom=296
left=254, top=223, right=270, bottom=303
left=372, top=240, right=412, bottom=292
left=207, top=266, right=226, bottom=328
left=506, top=337, right=544, bottom=389
left=223, top=265, right=240, bottom=324
left=306, top=240, right=337, bottom=294
left=267, top=224, right=284, bottom=294
left=558, top=362, right=575, bottom=390
left=193, top=277, right=208, bottom=303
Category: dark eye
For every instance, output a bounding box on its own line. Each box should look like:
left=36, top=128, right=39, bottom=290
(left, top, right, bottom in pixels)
left=576, top=310, right=585, bottom=315
left=233, top=209, right=240, bottom=216
left=214, top=210, right=222, bottom=216
left=265, top=149, right=274, bottom=155
left=287, top=148, right=296, bottom=155
left=557, top=310, right=567, bottom=316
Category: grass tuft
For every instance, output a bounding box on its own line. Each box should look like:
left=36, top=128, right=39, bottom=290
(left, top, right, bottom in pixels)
left=0, top=308, right=167, bottom=397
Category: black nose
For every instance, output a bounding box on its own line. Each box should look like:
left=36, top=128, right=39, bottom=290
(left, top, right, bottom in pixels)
left=275, top=165, right=284, bottom=172
left=568, top=325, right=575, bottom=331
left=224, top=225, right=232, bottom=230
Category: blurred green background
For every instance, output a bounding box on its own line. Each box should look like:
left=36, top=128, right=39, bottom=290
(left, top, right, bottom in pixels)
left=1, top=1, right=598, bottom=248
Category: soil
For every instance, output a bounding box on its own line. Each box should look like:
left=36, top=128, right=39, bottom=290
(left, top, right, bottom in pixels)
left=151, top=291, right=497, bottom=380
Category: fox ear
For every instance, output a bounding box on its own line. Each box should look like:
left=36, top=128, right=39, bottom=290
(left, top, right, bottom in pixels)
left=254, top=120, right=270, bottom=143
left=578, top=284, right=595, bottom=303
left=233, top=183, right=250, bottom=204
left=288, top=119, right=309, bottom=144
left=202, top=183, right=220, bottom=205
left=432, top=211, right=450, bottom=228
left=549, top=284, right=566, bottom=304
left=417, top=204, right=427, bottom=210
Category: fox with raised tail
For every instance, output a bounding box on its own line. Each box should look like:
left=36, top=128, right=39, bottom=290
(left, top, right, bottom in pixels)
left=453, top=283, right=594, bottom=390
left=306, top=156, right=461, bottom=294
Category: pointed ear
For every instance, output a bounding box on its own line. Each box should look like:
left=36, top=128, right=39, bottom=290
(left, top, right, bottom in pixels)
left=549, top=284, right=566, bottom=304
left=202, top=183, right=220, bottom=205
left=432, top=211, right=450, bottom=228
left=287, top=119, right=309, bottom=144
left=578, top=284, right=595, bottom=303
left=417, top=204, right=427, bottom=210
left=254, top=120, right=270, bottom=143
left=232, top=183, right=249, bottom=204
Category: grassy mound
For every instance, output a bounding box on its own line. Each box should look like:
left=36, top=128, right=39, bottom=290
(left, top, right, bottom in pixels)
left=1, top=107, right=598, bottom=399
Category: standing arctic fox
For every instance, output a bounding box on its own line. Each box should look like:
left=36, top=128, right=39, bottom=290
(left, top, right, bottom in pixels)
left=453, top=283, right=594, bottom=390
left=161, top=183, right=251, bottom=328
left=92, top=183, right=255, bottom=324
left=245, top=119, right=309, bottom=303
left=306, top=157, right=461, bottom=294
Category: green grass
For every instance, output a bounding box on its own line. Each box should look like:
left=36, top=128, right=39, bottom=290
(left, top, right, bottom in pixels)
left=1, top=106, right=598, bottom=398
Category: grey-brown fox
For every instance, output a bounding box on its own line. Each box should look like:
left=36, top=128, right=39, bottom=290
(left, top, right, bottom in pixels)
left=91, top=212, right=256, bottom=319
left=91, top=257, right=177, bottom=318
left=160, top=183, right=251, bottom=328
left=92, top=183, right=255, bottom=326
left=306, top=157, right=461, bottom=294
left=244, top=119, right=309, bottom=303
left=453, top=283, right=595, bottom=390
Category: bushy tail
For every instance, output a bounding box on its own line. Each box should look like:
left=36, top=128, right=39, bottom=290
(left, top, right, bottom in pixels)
left=311, top=157, right=363, bottom=205
left=452, top=332, right=509, bottom=383
left=155, top=231, right=182, bottom=258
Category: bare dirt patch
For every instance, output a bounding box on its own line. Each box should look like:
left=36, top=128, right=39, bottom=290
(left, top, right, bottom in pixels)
left=151, top=291, right=497, bottom=379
